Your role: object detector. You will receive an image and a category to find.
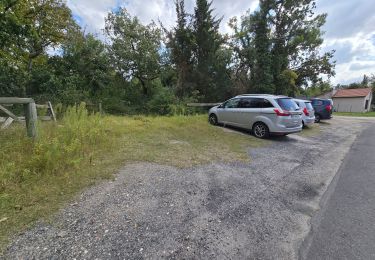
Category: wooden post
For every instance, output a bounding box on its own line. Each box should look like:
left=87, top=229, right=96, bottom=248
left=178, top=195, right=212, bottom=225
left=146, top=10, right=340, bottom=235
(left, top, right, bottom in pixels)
left=47, top=101, right=57, bottom=122
left=24, top=101, right=37, bottom=138
left=99, top=102, right=103, bottom=115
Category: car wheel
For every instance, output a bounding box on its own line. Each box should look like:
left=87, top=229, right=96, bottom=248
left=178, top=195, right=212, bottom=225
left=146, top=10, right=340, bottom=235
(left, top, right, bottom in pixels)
left=315, top=114, right=321, bottom=123
left=209, top=114, right=218, bottom=126
left=302, top=121, right=306, bottom=128
left=252, top=122, right=270, bottom=139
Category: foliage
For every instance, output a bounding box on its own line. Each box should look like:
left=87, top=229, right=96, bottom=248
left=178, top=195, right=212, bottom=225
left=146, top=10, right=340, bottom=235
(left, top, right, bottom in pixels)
left=0, top=0, right=75, bottom=96
left=105, top=8, right=162, bottom=96
left=192, top=0, right=226, bottom=101
left=303, top=81, right=332, bottom=97
left=1, top=0, right=336, bottom=111
left=230, top=0, right=335, bottom=96
left=163, top=0, right=195, bottom=98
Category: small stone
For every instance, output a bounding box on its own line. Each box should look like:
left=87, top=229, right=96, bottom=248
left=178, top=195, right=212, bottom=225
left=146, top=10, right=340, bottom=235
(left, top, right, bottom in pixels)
left=57, top=231, right=68, bottom=238
left=139, top=248, right=144, bottom=252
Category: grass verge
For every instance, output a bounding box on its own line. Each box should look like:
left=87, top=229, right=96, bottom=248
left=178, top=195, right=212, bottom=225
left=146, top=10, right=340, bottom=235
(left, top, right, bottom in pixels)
left=0, top=105, right=267, bottom=250
left=334, top=112, right=375, bottom=117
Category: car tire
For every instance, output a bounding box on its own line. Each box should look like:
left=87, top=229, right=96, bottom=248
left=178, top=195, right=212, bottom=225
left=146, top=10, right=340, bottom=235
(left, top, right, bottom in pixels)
left=209, top=114, right=218, bottom=126
left=252, top=122, right=270, bottom=139
left=315, top=114, right=321, bottom=123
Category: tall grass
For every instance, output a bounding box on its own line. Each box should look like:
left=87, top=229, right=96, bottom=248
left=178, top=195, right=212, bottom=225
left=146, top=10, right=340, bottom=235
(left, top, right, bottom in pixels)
left=0, top=104, right=117, bottom=248
left=1, top=104, right=106, bottom=190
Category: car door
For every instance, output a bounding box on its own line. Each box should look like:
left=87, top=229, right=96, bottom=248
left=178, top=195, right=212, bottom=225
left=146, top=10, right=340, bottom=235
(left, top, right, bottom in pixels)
left=236, top=98, right=263, bottom=128
left=217, top=98, right=241, bottom=126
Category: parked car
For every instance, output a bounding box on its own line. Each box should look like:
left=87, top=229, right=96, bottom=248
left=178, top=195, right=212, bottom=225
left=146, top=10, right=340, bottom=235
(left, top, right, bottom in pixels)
left=293, top=99, right=315, bottom=127
left=208, top=94, right=303, bottom=139
left=311, top=98, right=333, bottom=123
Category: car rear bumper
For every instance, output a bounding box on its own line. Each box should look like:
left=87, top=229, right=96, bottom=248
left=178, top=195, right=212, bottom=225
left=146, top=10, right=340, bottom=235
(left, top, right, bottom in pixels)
left=270, top=125, right=303, bottom=135
left=304, top=117, right=315, bottom=126
left=317, top=113, right=332, bottom=120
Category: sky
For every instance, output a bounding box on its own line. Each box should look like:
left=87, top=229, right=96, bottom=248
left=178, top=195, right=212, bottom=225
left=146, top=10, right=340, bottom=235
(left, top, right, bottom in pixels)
left=66, top=0, right=375, bottom=85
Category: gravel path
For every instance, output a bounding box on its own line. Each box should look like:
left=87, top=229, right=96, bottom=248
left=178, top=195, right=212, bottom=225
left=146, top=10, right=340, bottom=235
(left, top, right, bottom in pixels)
left=3, top=118, right=373, bottom=259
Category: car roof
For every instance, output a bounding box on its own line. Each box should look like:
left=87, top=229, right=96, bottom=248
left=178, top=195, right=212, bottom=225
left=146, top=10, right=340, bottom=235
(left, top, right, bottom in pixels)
left=235, top=94, right=289, bottom=99
left=311, top=98, right=331, bottom=101
left=294, top=99, right=311, bottom=103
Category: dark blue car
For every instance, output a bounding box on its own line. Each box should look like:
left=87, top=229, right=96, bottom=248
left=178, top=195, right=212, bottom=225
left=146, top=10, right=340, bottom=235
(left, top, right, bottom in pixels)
left=311, top=99, right=333, bottom=123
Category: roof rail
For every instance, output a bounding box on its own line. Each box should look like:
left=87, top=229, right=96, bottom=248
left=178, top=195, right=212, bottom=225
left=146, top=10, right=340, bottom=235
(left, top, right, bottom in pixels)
left=237, top=94, right=275, bottom=97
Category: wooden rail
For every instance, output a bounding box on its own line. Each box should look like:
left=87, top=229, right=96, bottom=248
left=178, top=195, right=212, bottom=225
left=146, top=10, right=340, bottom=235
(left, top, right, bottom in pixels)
left=0, top=98, right=56, bottom=138
left=187, top=103, right=221, bottom=107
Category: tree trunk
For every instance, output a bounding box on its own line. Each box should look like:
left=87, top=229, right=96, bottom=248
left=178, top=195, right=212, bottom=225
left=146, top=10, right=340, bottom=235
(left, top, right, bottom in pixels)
left=139, top=78, right=148, bottom=96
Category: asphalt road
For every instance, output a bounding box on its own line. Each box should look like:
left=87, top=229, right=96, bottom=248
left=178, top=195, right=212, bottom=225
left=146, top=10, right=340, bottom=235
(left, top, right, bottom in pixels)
left=301, top=122, right=375, bottom=260
left=2, top=117, right=375, bottom=259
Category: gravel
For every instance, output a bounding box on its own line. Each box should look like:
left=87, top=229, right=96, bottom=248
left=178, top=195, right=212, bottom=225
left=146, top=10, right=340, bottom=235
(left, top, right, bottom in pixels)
left=2, top=117, right=373, bottom=259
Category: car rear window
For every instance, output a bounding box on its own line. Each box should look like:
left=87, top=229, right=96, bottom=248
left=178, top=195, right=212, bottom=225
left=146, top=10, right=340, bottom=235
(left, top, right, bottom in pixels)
left=276, top=98, right=299, bottom=111
left=305, top=102, right=313, bottom=110
left=312, top=100, right=324, bottom=106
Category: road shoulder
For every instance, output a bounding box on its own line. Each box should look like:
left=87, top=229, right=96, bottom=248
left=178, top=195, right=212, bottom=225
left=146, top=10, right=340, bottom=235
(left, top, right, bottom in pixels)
left=300, top=122, right=375, bottom=260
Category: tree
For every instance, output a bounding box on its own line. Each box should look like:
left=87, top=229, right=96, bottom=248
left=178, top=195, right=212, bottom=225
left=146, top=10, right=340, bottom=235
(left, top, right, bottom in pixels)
left=362, top=74, right=370, bottom=87
left=105, top=8, right=162, bottom=96
left=193, top=0, right=224, bottom=101
left=251, top=0, right=275, bottom=94
left=269, top=0, right=336, bottom=95
left=164, top=0, right=195, bottom=98
left=0, top=0, right=75, bottom=96
left=24, top=0, right=73, bottom=73
left=230, top=0, right=335, bottom=96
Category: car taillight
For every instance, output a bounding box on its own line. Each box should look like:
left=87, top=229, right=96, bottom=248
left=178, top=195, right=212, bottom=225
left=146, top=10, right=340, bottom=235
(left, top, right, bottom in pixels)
left=326, top=105, right=332, bottom=112
left=274, top=109, right=291, bottom=117
left=303, top=107, right=309, bottom=116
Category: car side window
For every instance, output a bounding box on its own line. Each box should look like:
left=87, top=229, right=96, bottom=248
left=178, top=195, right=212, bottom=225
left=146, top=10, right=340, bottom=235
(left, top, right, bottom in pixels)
left=263, top=99, right=274, bottom=108
left=224, top=98, right=240, bottom=108
left=239, top=98, right=263, bottom=108
left=239, top=98, right=252, bottom=108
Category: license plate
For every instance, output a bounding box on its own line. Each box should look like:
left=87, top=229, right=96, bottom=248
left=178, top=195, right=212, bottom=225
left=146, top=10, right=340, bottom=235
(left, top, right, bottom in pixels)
left=292, top=115, right=300, bottom=118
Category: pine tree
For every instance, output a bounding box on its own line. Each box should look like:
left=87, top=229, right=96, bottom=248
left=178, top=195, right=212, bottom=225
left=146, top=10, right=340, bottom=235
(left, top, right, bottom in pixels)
left=251, top=0, right=275, bottom=94
left=164, top=0, right=195, bottom=98
left=193, top=0, right=223, bottom=101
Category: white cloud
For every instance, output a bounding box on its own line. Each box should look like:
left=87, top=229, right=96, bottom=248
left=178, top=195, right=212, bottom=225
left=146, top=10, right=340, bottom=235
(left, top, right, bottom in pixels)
left=67, top=0, right=121, bottom=35
left=67, top=0, right=375, bottom=85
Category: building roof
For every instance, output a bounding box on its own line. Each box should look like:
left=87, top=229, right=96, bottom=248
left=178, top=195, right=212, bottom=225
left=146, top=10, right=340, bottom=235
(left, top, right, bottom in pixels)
left=332, top=88, right=372, bottom=98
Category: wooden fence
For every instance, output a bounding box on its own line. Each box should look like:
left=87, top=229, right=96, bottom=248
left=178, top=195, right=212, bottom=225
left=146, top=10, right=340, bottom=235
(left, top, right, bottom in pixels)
left=0, top=98, right=56, bottom=138
left=187, top=103, right=221, bottom=108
